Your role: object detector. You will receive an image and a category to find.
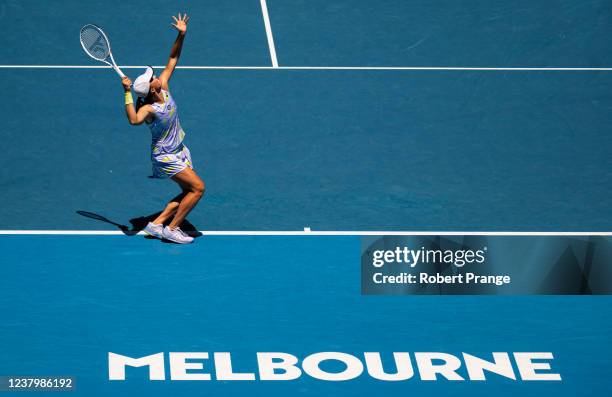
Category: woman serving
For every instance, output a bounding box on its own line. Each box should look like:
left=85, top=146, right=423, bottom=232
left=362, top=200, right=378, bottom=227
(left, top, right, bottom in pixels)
left=121, top=13, right=204, bottom=244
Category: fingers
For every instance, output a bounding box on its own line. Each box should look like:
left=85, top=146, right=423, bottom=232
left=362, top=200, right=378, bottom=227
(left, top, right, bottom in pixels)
left=172, top=12, right=189, bottom=22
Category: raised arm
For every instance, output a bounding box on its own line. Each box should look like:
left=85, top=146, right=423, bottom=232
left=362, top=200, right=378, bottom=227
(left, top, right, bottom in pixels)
left=122, top=76, right=153, bottom=125
left=160, top=13, right=190, bottom=90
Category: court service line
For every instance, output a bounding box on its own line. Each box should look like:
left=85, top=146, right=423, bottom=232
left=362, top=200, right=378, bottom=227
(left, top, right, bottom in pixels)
left=1, top=65, right=612, bottom=71
left=0, top=230, right=610, bottom=236
left=259, top=0, right=279, bottom=67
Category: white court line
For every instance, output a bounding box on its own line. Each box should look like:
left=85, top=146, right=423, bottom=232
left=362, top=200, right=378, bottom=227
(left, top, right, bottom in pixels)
left=260, top=0, right=279, bottom=67
left=0, top=230, right=610, bottom=236
left=1, top=65, right=612, bottom=71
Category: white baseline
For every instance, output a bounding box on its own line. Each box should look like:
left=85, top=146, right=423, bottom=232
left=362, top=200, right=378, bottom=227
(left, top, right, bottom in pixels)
left=0, top=65, right=612, bottom=71
left=0, top=230, right=610, bottom=236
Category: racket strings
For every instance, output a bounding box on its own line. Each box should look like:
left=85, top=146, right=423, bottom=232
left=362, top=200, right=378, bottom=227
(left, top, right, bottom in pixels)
left=80, top=25, right=110, bottom=60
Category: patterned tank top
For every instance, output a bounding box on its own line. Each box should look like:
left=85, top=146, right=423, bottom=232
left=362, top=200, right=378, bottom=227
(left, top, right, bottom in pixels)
left=148, top=89, right=186, bottom=155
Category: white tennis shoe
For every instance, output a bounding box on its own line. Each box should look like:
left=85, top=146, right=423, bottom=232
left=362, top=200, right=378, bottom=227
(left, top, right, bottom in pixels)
left=162, top=226, right=194, bottom=244
left=143, top=222, right=163, bottom=239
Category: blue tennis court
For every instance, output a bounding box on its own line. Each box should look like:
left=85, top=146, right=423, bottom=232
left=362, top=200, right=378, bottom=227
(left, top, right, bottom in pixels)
left=0, top=0, right=610, bottom=395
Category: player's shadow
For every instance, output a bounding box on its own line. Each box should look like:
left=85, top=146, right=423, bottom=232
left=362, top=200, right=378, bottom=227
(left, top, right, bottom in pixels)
left=75, top=210, right=202, bottom=238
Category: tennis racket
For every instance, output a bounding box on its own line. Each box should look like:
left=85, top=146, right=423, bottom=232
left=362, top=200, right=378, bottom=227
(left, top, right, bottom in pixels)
left=79, top=24, right=125, bottom=77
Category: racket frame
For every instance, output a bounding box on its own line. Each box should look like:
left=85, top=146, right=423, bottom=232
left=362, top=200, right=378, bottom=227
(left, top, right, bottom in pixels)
left=79, top=23, right=126, bottom=78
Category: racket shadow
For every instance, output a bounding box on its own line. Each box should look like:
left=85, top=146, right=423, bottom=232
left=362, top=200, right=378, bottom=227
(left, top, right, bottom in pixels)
left=75, top=210, right=202, bottom=238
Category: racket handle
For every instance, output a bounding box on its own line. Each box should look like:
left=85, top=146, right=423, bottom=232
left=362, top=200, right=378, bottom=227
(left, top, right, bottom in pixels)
left=113, top=64, right=126, bottom=78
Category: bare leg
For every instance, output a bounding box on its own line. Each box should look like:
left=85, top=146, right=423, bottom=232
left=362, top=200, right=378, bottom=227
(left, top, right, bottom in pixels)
left=168, top=168, right=205, bottom=229
left=151, top=192, right=187, bottom=225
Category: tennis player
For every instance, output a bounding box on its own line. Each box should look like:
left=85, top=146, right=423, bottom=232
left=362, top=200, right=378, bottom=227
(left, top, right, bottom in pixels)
left=121, top=13, right=204, bottom=244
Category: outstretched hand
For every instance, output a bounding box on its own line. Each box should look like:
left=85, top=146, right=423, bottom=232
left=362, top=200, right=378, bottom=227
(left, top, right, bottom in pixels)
left=172, top=13, right=189, bottom=35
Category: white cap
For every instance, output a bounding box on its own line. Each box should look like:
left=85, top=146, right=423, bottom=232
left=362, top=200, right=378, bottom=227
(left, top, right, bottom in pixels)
left=132, top=66, right=154, bottom=97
